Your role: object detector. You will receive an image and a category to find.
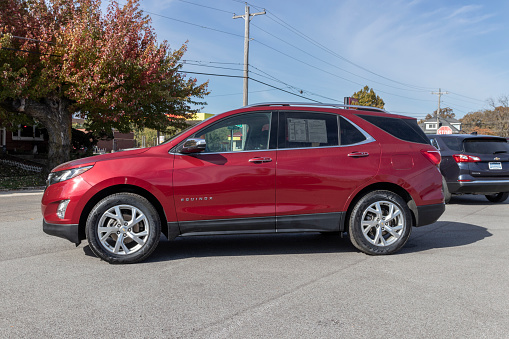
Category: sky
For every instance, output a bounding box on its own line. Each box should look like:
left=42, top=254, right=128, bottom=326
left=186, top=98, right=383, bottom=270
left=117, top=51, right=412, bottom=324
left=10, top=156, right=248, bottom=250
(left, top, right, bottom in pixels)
left=120, top=0, right=509, bottom=120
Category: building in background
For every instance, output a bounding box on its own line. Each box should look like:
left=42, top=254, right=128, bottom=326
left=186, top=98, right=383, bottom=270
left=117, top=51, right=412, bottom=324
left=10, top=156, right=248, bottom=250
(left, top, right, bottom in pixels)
left=0, top=124, right=48, bottom=154
left=419, top=117, right=462, bottom=134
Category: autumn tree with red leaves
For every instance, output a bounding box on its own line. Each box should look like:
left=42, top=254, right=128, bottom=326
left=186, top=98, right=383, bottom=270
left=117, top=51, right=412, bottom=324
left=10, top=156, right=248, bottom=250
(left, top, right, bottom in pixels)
left=0, top=0, right=208, bottom=171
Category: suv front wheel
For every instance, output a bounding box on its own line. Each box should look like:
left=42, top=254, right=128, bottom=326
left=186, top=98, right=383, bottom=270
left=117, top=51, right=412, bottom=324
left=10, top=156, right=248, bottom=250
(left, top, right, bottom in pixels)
left=86, top=193, right=161, bottom=264
left=349, top=191, right=412, bottom=255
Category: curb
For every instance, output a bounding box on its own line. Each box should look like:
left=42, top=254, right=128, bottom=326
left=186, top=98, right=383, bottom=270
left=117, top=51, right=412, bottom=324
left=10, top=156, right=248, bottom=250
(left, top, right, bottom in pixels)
left=0, top=187, right=45, bottom=196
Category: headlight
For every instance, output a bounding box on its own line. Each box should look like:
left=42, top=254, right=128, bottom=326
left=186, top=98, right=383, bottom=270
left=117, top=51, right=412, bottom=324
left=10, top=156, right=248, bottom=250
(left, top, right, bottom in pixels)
left=46, top=165, right=93, bottom=186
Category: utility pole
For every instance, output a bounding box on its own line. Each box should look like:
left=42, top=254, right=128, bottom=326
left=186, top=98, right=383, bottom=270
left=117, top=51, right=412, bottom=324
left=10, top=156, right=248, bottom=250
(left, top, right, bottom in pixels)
left=233, top=4, right=266, bottom=106
left=431, top=88, right=448, bottom=131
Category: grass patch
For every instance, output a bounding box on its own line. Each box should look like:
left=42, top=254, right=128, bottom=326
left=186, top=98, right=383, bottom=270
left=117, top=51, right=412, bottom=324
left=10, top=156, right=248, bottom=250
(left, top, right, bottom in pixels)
left=0, top=162, right=46, bottom=189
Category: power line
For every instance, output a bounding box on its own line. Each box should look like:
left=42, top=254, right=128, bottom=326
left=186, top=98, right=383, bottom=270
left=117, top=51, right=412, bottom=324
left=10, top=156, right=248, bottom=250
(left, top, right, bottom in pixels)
left=135, top=7, right=464, bottom=105
left=442, top=101, right=478, bottom=112
left=178, top=70, right=320, bottom=102
left=209, top=89, right=278, bottom=97
left=251, top=22, right=428, bottom=93
left=249, top=65, right=338, bottom=102
left=175, top=0, right=234, bottom=14
left=252, top=39, right=435, bottom=103
left=183, top=61, right=244, bottom=72
left=141, top=10, right=244, bottom=38
left=249, top=5, right=434, bottom=91
left=182, top=59, right=243, bottom=66
left=448, top=91, right=486, bottom=104
left=135, top=7, right=434, bottom=102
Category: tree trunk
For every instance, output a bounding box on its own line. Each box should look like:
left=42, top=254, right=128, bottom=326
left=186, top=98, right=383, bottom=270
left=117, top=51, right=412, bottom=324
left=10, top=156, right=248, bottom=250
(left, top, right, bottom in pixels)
left=3, top=97, right=72, bottom=174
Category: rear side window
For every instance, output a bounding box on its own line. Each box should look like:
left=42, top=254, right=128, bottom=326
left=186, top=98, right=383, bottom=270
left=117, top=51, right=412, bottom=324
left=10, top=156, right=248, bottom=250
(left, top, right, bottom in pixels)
left=339, top=117, right=367, bottom=145
left=358, top=114, right=430, bottom=144
left=278, top=112, right=339, bottom=148
left=441, top=137, right=462, bottom=151
left=463, top=139, right=509, bottom=154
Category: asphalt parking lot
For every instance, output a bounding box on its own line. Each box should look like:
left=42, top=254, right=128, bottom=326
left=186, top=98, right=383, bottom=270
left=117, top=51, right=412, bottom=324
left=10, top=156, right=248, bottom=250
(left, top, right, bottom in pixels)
left=1, top=191, right=508, bottom=338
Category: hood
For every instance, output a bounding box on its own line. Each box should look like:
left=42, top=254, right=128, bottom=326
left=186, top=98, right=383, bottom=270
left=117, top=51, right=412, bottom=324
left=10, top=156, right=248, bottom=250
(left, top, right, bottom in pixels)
left=52, top=148, right=151, bottom=172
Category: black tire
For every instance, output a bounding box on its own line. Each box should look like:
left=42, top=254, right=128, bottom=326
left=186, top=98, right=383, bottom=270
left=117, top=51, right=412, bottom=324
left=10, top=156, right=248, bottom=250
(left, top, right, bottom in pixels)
left=86, top=193, right=161, bottom=264
left=442, top=176, right=452, bottom=204
left=349, top=190, right=412, bottom=255
left=485, top=192, right=509, bottom=203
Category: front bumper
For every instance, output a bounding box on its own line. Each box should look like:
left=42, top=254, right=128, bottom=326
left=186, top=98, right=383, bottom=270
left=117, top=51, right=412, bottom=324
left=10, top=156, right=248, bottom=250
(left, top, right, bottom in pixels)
left=43, top=220, right=81, bottom=245
left=415, top=203, right=445, bottom=227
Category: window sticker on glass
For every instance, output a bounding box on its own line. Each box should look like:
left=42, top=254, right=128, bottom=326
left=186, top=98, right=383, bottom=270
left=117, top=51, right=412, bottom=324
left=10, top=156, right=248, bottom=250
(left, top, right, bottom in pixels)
left=288, top=118, right=307, bottom=142
left=288, top=118, right=327, bottom=144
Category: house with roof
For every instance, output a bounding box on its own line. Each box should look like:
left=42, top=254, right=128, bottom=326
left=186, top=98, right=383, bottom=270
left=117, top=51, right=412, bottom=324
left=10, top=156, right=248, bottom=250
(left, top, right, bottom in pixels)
left=1, top=124, right=48, bottom=155
left=419, top=116, right=462, bottom=134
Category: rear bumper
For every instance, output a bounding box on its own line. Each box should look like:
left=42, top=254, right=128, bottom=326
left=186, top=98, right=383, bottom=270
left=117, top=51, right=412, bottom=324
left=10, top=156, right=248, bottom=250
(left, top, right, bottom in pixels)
left=415, top=203, right=445, bottom=227
left=449, top=179, right=509, bottom=194
left=43, top=220, right=81, bottom=245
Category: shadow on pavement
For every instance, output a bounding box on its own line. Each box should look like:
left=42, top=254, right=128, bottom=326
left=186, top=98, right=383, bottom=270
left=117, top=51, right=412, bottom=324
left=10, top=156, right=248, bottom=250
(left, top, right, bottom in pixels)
left=146, top=233, right=357, bottom=263
left=82, top=221, right=491, bottom=263
left=447, top=194, right=508, bottom=206
left=400, top=221, right=491, bottom=254
left=82, top=233, right=357, bottom=262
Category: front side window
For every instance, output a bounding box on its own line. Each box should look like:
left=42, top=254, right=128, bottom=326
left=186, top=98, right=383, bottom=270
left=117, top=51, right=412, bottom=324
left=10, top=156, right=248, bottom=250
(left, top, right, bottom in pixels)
left=193, top=112, right=271, bottom=153
left=278, top=112, right=339, bottom=149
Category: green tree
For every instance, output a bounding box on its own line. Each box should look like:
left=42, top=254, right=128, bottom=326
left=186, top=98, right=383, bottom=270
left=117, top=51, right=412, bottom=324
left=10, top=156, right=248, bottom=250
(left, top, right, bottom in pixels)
left=419, top=107, right=456, bottom=123
left=0, top=0, right=208, bottom=172
left=352, top=86, right=385, bottom=109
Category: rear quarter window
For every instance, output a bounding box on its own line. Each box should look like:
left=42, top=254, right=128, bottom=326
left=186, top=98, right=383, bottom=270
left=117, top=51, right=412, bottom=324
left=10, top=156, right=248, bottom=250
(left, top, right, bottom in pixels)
left=357, top=114, right=430, bottom=144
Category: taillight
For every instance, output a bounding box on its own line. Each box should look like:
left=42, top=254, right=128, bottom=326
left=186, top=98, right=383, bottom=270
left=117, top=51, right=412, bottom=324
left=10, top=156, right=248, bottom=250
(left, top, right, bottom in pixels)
left=453, top=154, right=480, bottom=163
left=421, top=150, right=441, bottom=166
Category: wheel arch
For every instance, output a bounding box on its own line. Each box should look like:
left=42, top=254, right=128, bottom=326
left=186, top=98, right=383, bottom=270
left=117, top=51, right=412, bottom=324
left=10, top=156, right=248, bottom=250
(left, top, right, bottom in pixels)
left=78, top=184, right=169, bottom=242
left=342, top=182, right=417, bottom=232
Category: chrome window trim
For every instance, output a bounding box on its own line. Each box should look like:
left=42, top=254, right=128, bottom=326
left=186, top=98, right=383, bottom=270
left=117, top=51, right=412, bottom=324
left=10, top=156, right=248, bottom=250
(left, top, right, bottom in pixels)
left=169, top=110, right=377, bottom=155
left=340, top=115, right=376, bottom=145
left=169, top=140, right=378, bottom=155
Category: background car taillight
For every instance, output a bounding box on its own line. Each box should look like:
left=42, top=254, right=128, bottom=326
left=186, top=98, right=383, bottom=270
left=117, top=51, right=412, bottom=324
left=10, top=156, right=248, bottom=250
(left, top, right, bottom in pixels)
left=453, top=154, right=481, bottom=163
left=421, top=150, right=441, bottom=166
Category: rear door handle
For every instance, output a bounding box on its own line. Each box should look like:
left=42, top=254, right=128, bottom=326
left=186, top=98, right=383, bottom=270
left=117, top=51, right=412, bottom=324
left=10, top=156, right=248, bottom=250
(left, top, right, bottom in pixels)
left=348, top=152, right=369, bottom=158
left=249, top=157, right=272, bottom=163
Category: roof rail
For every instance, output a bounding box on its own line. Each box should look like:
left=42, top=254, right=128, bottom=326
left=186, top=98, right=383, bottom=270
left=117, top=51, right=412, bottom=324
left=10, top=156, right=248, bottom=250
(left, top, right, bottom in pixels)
left=243, top=102, right=388, bottom=113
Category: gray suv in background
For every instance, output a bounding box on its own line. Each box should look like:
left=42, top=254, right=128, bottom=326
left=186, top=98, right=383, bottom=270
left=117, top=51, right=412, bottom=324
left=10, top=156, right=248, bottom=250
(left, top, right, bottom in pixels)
left=429, top=134, right=509, bottom=203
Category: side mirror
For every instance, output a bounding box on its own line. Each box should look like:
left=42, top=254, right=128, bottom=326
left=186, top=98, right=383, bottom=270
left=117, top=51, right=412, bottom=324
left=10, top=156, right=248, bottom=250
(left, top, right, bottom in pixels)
left=180, top=138, right=206, bottom=154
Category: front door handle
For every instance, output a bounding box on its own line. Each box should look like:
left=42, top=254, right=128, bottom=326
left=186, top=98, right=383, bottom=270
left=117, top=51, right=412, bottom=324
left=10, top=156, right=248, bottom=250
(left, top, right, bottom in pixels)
left=348, top=152, right=369, bottom=158
left=249, top=157, right=272, bottom=163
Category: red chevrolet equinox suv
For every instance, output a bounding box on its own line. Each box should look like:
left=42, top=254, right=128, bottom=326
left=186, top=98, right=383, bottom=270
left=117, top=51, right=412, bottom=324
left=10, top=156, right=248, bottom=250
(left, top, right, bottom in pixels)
left=42, top=103, right=445, bottom=263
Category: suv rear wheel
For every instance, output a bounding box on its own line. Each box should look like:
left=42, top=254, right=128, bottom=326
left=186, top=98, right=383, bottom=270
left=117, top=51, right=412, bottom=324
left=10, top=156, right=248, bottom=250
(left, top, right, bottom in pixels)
left=485, top=192, right=509, bottom=203
left=349, top=191, right=412, bottom=255
left=86, top=193, right=161, bottom=264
